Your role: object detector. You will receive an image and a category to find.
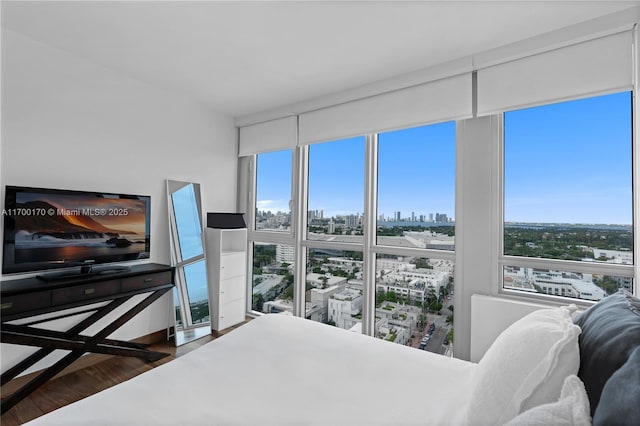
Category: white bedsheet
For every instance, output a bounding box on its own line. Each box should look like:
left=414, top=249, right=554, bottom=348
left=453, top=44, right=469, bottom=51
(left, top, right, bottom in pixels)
left=27, top=314, right=477, bottom=425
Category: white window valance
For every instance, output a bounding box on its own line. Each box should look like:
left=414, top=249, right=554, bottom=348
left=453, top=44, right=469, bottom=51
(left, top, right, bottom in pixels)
left=298, top=73, right=473, bottom=145
left=238, top=116, right=297, bottom=156
left=476, top=30, right=633, bottom=116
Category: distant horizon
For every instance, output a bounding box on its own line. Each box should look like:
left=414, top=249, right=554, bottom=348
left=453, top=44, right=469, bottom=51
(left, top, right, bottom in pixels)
left=257, top=209, right=632, bottom=228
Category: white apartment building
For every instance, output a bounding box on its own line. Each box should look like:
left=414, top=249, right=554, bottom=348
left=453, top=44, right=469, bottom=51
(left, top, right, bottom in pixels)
left=377, top=268, right=449, bottom=303
left=328, top=287, right=363, bottom=329
left=262, top=299, right=325, bottom=321
left=375, top=316, right=412, bottom=346
left=309, top=284, right=343, bottom=323
left=591, top=248, right=633, bottom=265
left=376, top=257, right=413, bottom=271
left=504, top=267, right=607, bottom=301
left=307, top=273, right=348, bottom=289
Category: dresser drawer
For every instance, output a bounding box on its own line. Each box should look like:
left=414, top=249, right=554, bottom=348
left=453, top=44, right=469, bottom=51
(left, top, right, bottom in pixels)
left=1, top=291, right=51, bottom=316
left=52, top=280, right=120, bottom=306
left=220, top=253, right=246, bottom=280
left=121, top=271, right=173, bottom=292
left=218, top=298, right=246, bottom=331
left=219, top=276, right=246, bottom=304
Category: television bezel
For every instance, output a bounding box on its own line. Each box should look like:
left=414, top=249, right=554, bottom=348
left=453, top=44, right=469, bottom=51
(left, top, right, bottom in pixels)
left=2, top=185, right=151, bottom=277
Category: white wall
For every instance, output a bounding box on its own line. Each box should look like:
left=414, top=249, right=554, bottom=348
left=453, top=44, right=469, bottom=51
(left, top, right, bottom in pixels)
left=469, top=294, right=551, bottom=362
left=0, top=29, right=237, bottom=372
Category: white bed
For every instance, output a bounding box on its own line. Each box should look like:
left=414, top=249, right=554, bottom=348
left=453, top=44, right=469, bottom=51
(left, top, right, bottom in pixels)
left=25, top=302, right=613, bottom=426
left=26, top=314, right=474, bottom=425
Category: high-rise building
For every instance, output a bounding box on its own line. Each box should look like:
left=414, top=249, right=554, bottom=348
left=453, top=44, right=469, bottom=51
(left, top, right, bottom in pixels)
left=276, top=245, right=295, bottom=263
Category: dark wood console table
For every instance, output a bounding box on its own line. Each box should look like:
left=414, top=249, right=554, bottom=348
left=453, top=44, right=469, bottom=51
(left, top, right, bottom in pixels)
left=0, top=263, right=175, bottom=414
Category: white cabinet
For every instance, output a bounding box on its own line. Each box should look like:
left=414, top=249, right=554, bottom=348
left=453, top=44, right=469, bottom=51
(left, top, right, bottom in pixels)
left=205, top=227, right=247, bottom=331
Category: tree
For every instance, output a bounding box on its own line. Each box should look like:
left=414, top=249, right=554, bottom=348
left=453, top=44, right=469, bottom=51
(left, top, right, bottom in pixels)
left=418, top=314, right=426, bottom=330
left=596, top=276, right=621, bottom=295
left=429, top=298, right=442, bottom=313
left=252, top=293, right=265, bottom=312
left=446, top=313, right=454, bottom=326
left=319, top=275, right=329, bottom=288
left=386, top=291, right=397, bottom=303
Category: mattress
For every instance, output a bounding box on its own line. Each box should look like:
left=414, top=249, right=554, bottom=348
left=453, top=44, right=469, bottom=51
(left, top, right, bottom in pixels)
left=26, top=314, right=477, bottom=425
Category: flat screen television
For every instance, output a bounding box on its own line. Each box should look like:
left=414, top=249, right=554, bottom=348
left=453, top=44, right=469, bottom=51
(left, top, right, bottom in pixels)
left=2, top=186, right=150, bottom=280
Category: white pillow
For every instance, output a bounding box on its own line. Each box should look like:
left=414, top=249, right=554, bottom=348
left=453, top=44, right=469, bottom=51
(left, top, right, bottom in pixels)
left=464, top=305, right=581, bottom=425
left=504, top=375, right=591, bottom=426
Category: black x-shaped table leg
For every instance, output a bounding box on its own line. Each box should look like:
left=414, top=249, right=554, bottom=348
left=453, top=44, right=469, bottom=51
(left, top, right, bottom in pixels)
left=1, top=285, right=172, bottom=414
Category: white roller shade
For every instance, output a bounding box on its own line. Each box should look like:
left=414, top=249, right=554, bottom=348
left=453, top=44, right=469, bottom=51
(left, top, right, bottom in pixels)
left=298, top=73, right=473, bottom=145
left=238, top=116, right=297, bottom=156
left=477, top=30, right=633, bottom=116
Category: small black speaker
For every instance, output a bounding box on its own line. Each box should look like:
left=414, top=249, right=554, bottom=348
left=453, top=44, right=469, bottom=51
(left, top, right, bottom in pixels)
left=206, top=212, right=246, bottom=229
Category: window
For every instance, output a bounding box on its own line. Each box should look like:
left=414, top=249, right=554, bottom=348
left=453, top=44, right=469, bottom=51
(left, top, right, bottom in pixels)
left=307, top=137, right=365, bottom=243
left=377, top=122, right=456, bottom=250
left=502, top=92, right=634, bottom=301
left=246, top=125, right=456, bottom=355
left=256, top=150, right=292, bottom=232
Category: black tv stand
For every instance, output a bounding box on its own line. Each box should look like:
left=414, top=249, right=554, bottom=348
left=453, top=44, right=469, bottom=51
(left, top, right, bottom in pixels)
left=35, top=265, right=132, bottom=282
left=1, top=263, right=175, bottom=414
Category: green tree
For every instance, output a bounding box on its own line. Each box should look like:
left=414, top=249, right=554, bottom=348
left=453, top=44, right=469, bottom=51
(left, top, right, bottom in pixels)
left=596, top=276, right=621, bottom=295
left=319, top=275, right=329, bottom=288
left=385, top=291, right=397, bottom=303
left=429, top=298, right=442, bottom=313
left=253, top=293, right=265, bottom=312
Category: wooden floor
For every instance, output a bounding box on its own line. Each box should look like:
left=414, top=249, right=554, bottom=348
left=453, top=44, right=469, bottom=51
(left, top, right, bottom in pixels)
left=0, top=323, right=248, bottom=426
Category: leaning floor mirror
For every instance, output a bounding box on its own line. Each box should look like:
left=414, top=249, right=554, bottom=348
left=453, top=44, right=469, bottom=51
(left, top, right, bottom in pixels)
left=166, top=180, right=210, bottom=345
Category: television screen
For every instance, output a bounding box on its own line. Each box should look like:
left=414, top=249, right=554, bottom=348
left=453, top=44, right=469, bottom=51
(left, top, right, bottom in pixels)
left=2, top=186, right=150, bottom=276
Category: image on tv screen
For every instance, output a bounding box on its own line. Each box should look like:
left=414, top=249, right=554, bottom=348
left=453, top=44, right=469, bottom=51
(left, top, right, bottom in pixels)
left=10, top=190, right=150, bottom=265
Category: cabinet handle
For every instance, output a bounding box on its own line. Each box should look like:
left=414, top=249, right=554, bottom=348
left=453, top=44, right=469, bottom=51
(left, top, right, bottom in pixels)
left=84, top=288, right=96, bottom=295
left=144, top=278, right=153, bottom=282
left=1, top=302, right=14, bottom=310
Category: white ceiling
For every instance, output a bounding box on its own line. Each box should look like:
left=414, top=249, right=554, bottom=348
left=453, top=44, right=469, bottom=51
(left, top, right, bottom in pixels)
left=2, top=1, right=638, bottom=120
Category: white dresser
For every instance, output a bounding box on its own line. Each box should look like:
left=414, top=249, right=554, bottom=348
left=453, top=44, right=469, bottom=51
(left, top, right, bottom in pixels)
left=205, top=227, right=247, bottom=331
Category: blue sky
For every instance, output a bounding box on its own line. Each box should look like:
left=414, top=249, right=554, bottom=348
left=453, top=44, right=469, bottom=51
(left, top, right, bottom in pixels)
left=308, top=136, right=366, bottom=217
left=257, top=91, right=632, bottom=225
left=504, top=91, right=632, bottom=225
